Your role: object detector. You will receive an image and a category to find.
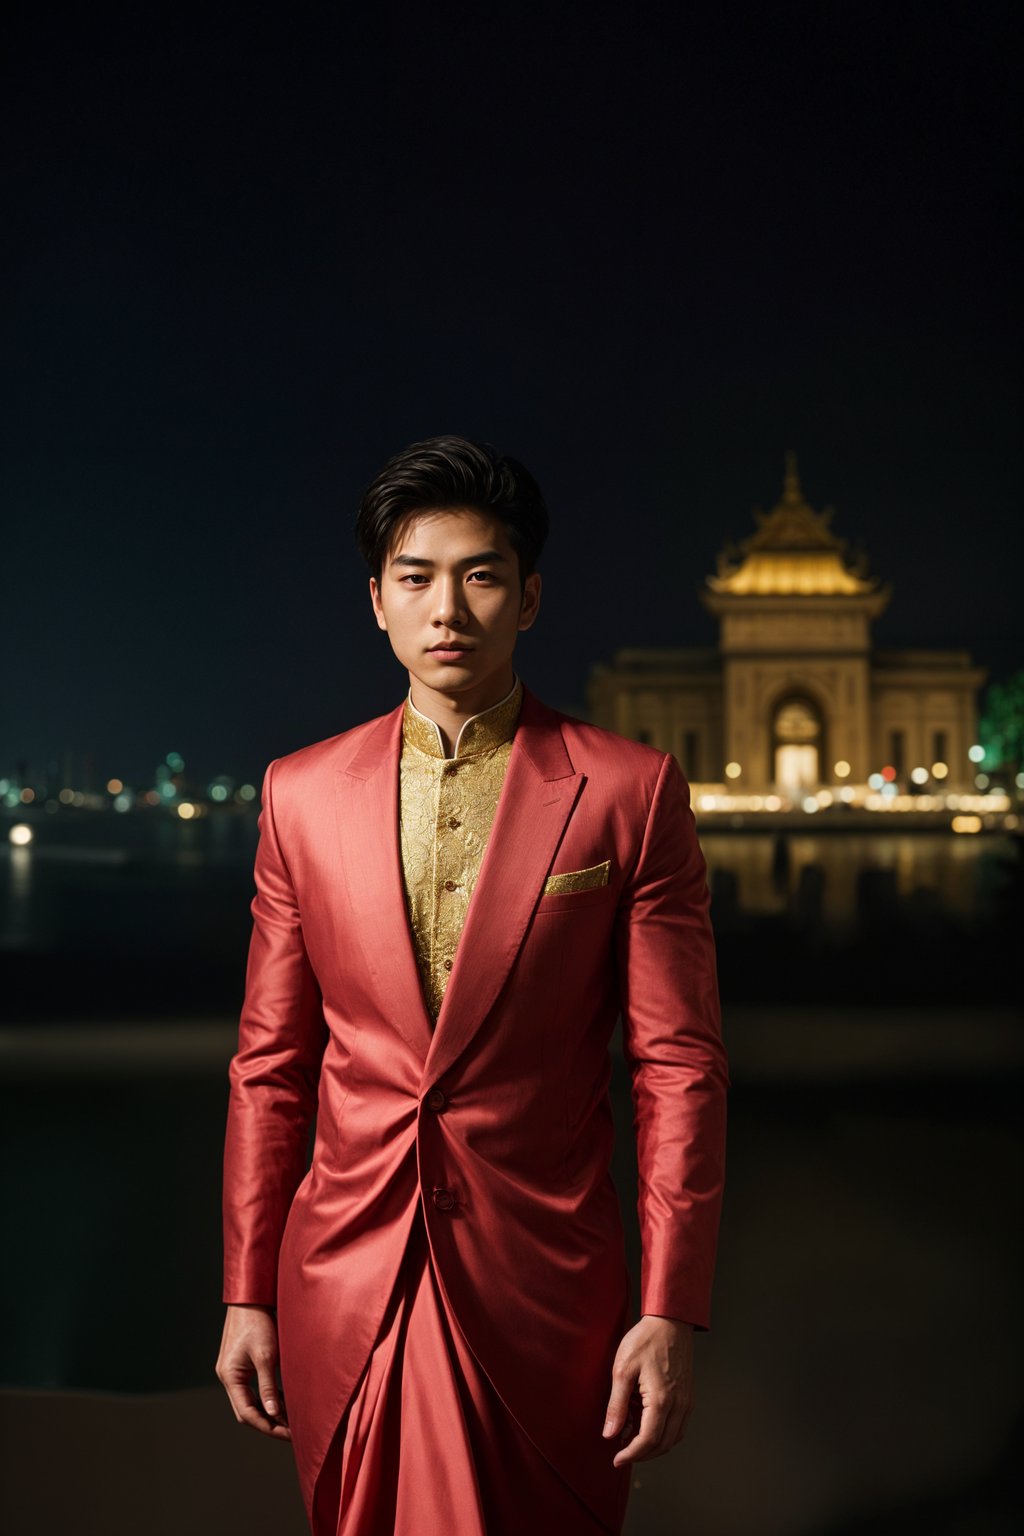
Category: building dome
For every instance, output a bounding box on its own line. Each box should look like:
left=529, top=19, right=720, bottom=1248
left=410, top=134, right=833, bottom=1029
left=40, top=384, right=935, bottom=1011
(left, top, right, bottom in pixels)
left=706, top=452, right=880, bottom=597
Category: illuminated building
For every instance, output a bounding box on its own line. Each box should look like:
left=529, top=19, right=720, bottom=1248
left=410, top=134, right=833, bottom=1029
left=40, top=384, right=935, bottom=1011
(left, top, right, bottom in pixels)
left=587, top=455, right=987, bottom=796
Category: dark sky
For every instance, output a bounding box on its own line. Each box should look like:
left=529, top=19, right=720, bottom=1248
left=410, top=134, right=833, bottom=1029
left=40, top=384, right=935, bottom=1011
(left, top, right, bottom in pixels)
left=4, top=2, right=1020, bottom=787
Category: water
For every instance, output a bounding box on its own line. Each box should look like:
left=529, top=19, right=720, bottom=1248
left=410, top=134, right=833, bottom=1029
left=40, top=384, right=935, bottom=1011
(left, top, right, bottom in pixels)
left=1, top=811, right=1018, bottom=1018
left=701, top=828, right=1013, bottom=932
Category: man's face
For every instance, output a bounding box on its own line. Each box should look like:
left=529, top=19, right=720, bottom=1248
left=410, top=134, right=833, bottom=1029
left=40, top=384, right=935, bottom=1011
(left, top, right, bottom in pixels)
left=369, top=506, right=541, bottom=700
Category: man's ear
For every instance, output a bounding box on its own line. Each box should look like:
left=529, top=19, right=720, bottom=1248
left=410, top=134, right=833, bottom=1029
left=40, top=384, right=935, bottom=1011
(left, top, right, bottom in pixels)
left=369, top=576, right=388, bottom=632
left=518, top=572, right=541, bottom=631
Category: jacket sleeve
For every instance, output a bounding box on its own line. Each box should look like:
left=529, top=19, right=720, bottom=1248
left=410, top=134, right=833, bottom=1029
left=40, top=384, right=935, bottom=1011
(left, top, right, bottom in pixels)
left=222, top=756, right=328, bottom=1305
left=614, top=750, right=729, bottom=1331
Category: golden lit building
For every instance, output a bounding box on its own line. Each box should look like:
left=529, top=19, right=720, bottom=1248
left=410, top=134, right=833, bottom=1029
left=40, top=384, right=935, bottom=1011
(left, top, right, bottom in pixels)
left=586, top=455, right=986, bottom=794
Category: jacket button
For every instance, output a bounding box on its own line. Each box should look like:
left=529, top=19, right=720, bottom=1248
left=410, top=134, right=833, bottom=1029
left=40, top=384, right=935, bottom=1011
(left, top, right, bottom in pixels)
left=426, top=1087, right=447, bottom=1112
left=431, top=1186, right=456, bottom=1211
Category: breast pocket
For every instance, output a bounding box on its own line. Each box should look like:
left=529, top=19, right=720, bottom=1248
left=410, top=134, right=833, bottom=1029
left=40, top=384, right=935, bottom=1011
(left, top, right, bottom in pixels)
left=536, top=859, right=614, bottom=914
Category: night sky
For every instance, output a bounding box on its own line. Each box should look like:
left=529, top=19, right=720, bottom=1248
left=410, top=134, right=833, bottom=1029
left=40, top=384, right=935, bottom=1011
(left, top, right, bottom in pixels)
left=4, top=2, right=1020, bottom=788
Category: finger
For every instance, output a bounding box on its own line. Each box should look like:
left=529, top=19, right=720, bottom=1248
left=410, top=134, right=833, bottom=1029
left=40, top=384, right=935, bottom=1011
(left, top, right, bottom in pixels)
left=235, top=1396, right=293, bottom=1439
left=239, top=1402, right=292, bottom=1438
left=222, top=1374, right=292, bottom=1439
left=617, top=1390, right=642, bottom=1438
left=602, top=1368, right=636, bottom=1438
left=256, top=1365, right=287, bottom=1422
left=650, top=1397, right=690, bottom=1457
left=612, top=1394, right=668, bottom=1467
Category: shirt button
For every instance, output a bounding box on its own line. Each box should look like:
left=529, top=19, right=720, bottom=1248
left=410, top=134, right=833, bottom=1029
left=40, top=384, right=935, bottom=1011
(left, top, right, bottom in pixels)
left=443, top=880, right=457, bottom=891
left=448, top=816, right=461, bottom=829
left=431, top=1186, right=456, bottom=1211
left=426, top=1087, right=447, bottom=1112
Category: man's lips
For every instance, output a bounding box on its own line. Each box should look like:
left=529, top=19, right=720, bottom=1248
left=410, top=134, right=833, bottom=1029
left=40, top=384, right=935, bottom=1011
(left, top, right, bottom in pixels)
left=427, top=643, right=473, bottom=652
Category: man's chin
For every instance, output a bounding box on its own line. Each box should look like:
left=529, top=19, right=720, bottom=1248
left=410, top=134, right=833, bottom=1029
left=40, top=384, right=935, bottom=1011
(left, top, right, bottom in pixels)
left=407, top=657, right=477, bottom=691
left=406, top=653, right=517, bottom=699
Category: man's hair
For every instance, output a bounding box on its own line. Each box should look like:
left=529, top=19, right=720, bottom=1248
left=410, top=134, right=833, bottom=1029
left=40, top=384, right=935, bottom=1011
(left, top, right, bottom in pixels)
left=355, top=434, right=549, bottom=589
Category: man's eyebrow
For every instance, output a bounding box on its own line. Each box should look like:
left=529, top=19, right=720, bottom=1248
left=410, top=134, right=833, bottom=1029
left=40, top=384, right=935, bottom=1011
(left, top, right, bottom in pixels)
left=389, top=549, right=510, bottom=567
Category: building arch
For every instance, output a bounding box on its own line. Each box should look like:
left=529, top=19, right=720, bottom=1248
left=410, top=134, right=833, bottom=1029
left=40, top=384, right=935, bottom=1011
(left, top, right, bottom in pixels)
left=769, top=689, right=827, bottom=793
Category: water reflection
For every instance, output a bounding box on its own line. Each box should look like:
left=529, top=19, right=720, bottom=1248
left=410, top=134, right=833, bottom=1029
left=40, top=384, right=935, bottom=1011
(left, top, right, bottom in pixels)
left=701, top=830, right=1012, bottom=932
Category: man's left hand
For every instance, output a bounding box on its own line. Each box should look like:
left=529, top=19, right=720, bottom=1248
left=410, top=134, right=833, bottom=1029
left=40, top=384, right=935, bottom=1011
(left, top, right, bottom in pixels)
left=602, top=1314, right=695, bottom=1467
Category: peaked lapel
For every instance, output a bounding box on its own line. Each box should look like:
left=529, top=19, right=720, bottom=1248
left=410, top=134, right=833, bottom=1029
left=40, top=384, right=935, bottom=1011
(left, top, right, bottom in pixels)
left=335, top=703, right=435, bottom=1061
left=422, top=685, right=584, bottom=1090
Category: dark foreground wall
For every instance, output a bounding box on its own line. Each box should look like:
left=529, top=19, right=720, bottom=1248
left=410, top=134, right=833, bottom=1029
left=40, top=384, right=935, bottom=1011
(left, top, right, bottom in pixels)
left=2, top=1008, right=1020, bottom=1535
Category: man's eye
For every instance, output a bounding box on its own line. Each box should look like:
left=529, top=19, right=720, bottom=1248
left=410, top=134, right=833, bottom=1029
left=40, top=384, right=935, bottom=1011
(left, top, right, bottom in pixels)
left=401, top=574, right=429, bottom=584
left=468, top=571, right=496, bottom=582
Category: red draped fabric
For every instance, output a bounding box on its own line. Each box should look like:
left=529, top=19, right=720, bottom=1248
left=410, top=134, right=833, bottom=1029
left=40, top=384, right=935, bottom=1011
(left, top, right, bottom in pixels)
left=310, top=1208, right=631, bottom=1536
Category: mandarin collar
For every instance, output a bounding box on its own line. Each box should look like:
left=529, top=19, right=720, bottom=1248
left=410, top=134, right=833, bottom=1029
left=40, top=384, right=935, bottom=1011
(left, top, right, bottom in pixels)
left=402, top=673, right=523, bottom=760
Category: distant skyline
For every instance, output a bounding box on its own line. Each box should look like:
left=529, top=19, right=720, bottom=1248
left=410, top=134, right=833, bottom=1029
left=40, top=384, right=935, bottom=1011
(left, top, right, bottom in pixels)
left=4, top=3, right=1020, bottom=786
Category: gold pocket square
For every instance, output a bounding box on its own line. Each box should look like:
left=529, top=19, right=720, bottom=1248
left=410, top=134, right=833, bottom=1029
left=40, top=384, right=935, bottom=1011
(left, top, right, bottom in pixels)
left=542, top=859, right=611, bottom=895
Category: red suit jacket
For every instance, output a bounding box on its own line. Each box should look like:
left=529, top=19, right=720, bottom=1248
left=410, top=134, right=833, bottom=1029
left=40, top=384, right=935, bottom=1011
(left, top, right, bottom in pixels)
left=223, top=681, right=729, bottom=1526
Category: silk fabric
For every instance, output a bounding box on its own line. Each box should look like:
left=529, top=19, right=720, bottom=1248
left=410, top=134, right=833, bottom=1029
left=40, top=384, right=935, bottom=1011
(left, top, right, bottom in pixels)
left=223, top=681, right=729, bottom=1528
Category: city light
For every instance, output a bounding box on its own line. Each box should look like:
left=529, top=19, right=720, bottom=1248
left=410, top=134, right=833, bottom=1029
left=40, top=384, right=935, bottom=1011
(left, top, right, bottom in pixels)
left=9, top=824, right=33, bottom=846
left=3, top=715, right=1015, bottom=828
left=968, top=744, right=985, bottom=763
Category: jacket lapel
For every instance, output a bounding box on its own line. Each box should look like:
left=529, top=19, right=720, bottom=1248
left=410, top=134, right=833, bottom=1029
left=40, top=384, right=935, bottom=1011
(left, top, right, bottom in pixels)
left=335, top=703, right=435, bottom=1060
left=422, top=685, right=584, bottom=1090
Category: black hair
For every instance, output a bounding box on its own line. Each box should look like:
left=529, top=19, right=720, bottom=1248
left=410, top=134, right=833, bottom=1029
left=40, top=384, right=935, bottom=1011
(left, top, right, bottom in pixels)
left=354, top=434, right=549, bottom=590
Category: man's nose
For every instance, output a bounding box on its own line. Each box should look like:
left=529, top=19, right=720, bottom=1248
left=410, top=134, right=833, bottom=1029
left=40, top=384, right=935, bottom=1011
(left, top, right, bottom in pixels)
left=432, top=577, right=467, bottom=625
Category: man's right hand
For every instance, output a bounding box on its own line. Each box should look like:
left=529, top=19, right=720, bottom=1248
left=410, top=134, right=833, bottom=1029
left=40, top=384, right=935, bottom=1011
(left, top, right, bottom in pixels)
left=215, top=1304, right=292, bottom=1439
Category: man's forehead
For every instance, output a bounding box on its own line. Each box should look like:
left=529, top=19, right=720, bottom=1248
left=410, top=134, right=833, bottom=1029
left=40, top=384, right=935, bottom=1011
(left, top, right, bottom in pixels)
left=386, top=506, right=509, bottom=559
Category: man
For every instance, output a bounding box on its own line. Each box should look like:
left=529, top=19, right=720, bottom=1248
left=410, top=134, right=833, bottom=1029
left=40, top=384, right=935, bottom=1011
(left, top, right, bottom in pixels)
left=217, top=435, right=729, bottom=1535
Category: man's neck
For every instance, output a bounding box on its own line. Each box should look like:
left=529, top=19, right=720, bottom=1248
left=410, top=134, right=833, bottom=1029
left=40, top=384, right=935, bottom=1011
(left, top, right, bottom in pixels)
left=407, top=667, right=517, bottom=758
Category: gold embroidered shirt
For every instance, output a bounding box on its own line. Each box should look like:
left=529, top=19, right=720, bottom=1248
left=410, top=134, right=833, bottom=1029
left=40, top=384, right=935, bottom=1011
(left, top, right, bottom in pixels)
left=399, top=674, right=524, bottom=1023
